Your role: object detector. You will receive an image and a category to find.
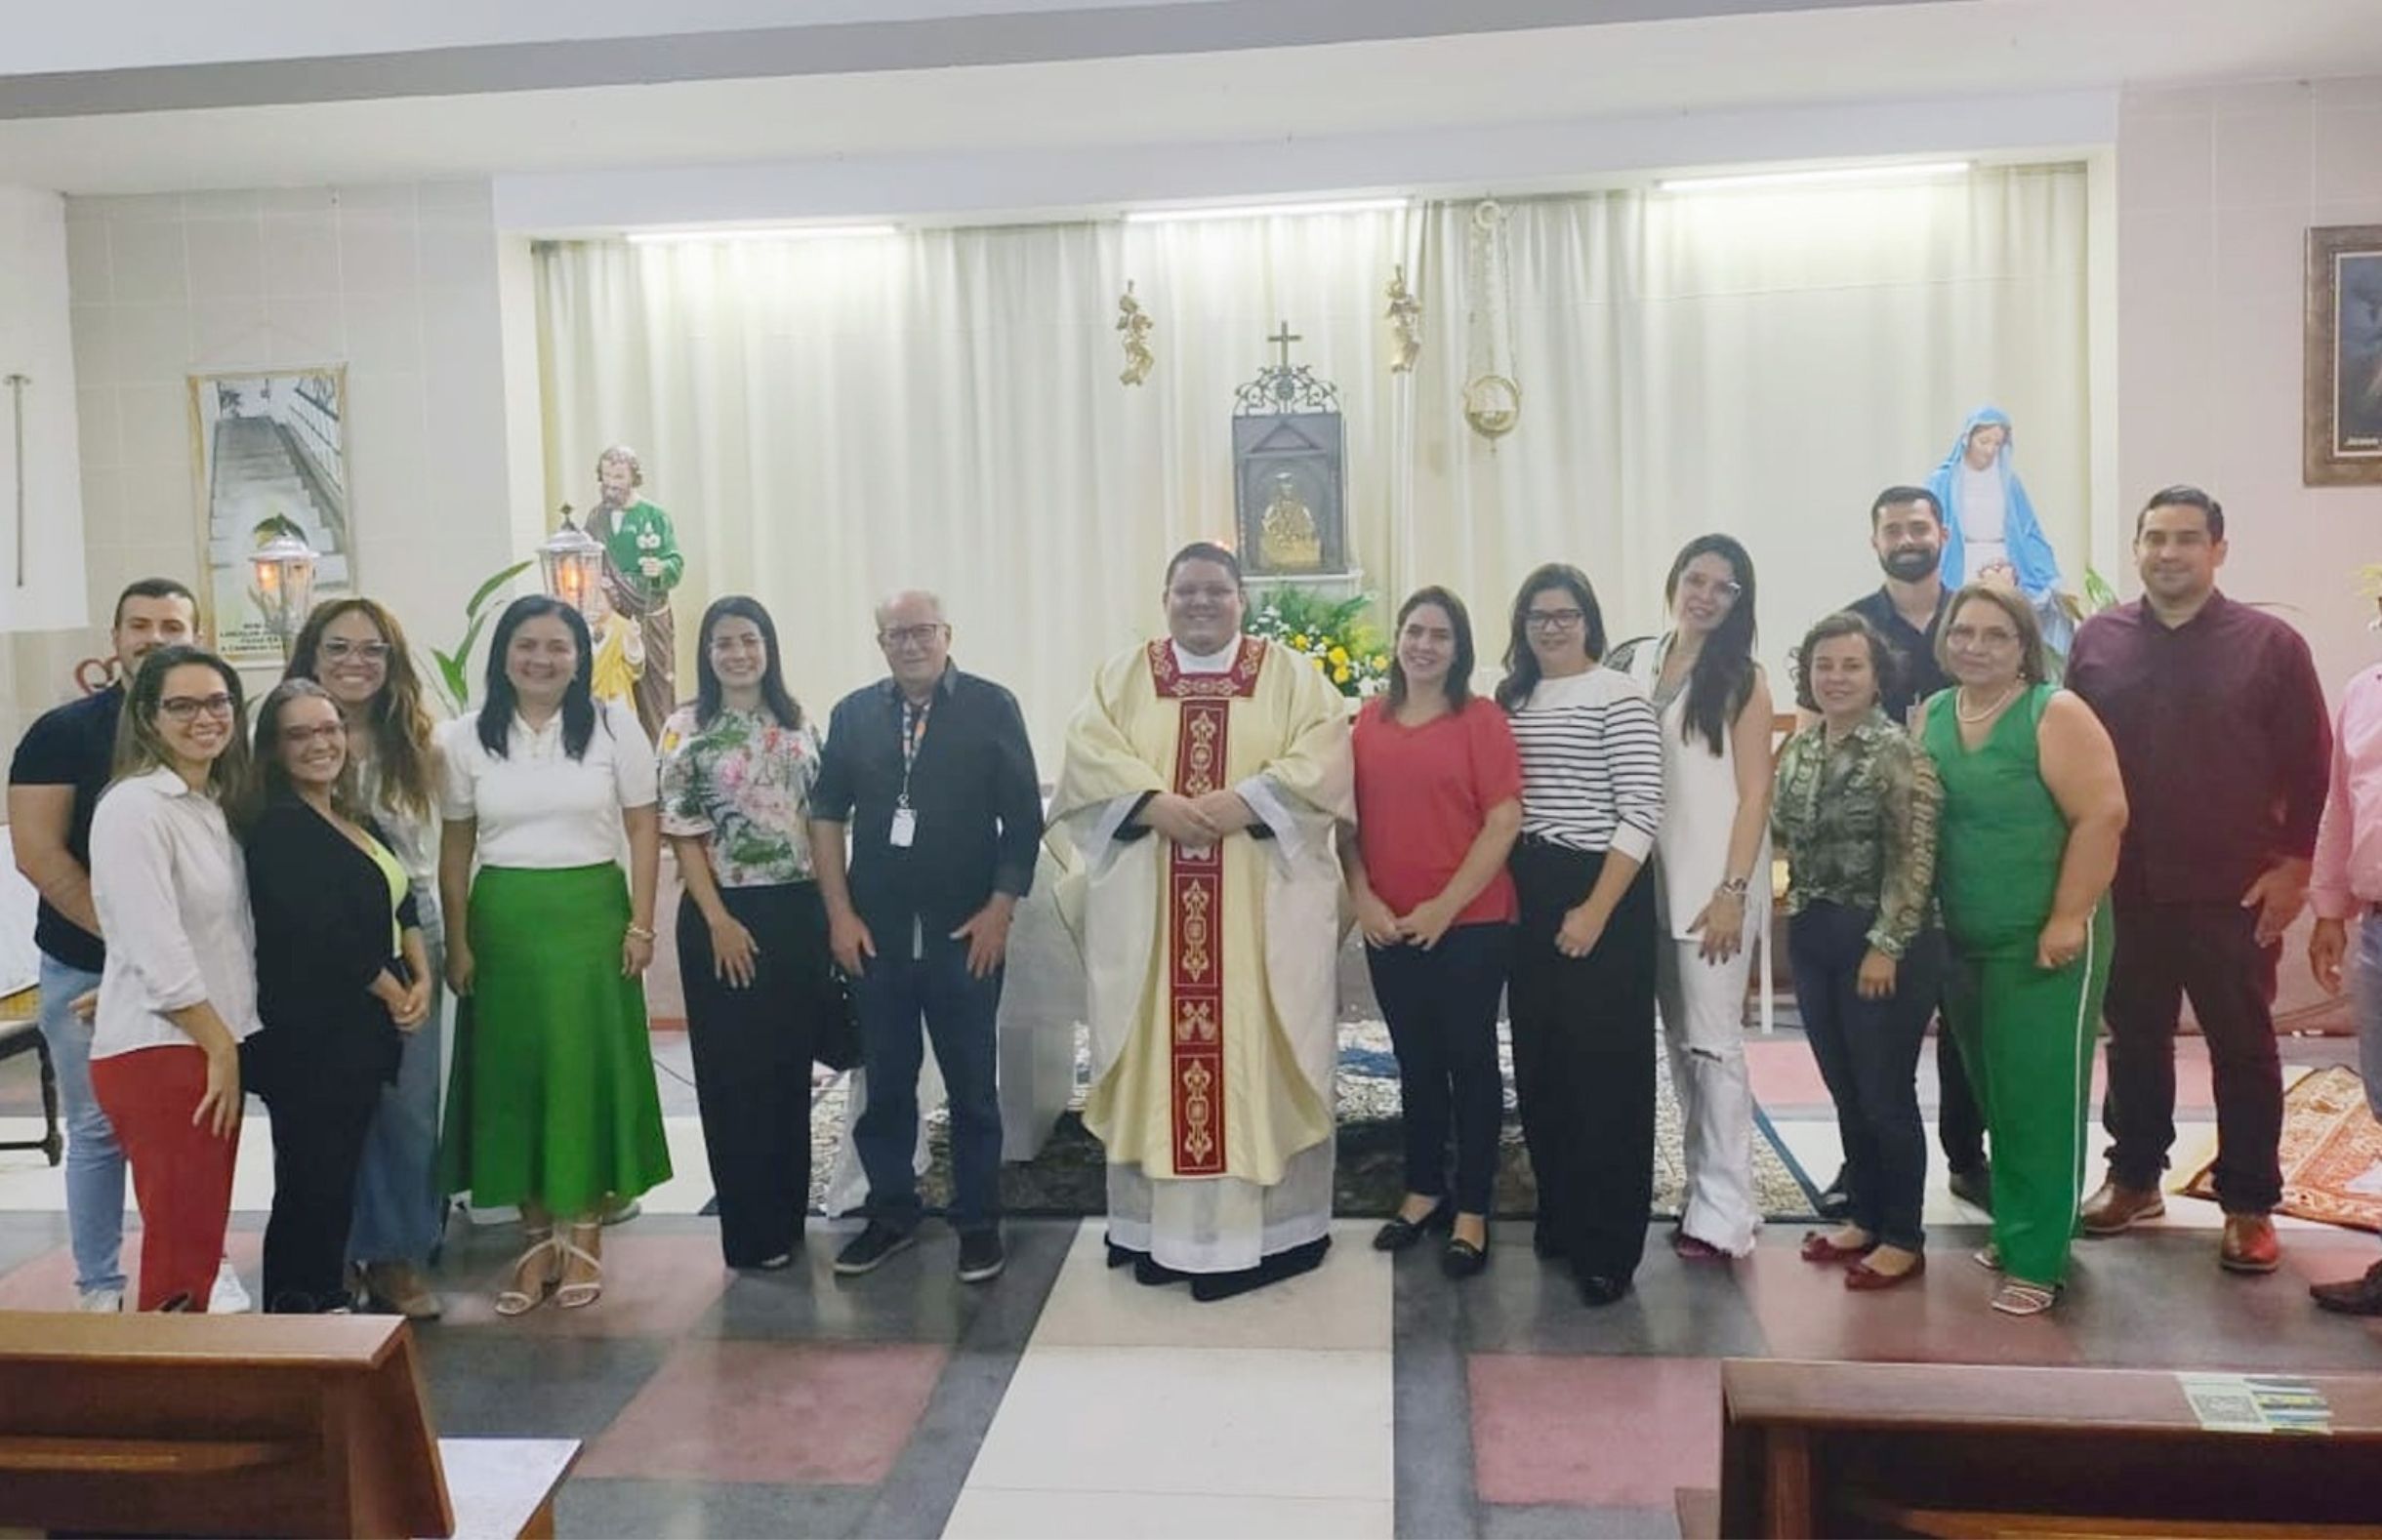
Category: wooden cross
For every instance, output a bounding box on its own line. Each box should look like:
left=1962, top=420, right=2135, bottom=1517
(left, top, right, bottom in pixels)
left=1267, top=321, right=1301, bottom=370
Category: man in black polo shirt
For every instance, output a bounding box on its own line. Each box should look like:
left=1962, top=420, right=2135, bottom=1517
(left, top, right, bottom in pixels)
left=1837, top=485, right=1992, bottom=1212
left=6, top=577, right=199, bottom=1312
left=811, top=589, right=1042, bottom=1285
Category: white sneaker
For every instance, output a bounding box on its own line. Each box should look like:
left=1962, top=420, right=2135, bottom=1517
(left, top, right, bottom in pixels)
left=76, top=1286, right=124, bottom=1313
left=210, top=1259, right=253, bottom=1314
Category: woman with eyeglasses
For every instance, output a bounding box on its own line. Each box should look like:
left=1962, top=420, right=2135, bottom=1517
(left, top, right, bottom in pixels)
left=285, top=598, right=450, bottom=1319
left=656, top=596, right=832, bottom=1271
left=1919, top=584, right=2126, bottom=1316
left=237, top=679, right=431, bottom=1313
left=85, top=646, right=258, bottom=1311
left=1613, top=535, right=1774, bottom=1264
left=437, top=595, right=671, bottom=1317
left=1497, top=564, right=1664, bottom=1307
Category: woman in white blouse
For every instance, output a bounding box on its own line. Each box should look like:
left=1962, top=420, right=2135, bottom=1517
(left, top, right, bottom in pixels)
left=86, top=645, right=258, bottom=1312
left=437, top=595, right=670, bottom=1316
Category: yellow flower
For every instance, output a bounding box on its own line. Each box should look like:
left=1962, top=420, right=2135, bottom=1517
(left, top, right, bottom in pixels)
left=1333, top=665, right=1352, bottom=684
left=1291, top=633, right=1310, bottom=650
left=1370, top=653, right=1388, bottom=670
left=1328, top=645, right=1350, bottom=667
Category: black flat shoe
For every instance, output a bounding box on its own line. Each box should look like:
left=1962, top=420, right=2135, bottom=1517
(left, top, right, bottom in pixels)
left=1372, top=1199, right=1456, bottom=1252
left=1441, top=1236, right=1491, bottom=1279
left=1577, top=1273, right=1631, bottom=1308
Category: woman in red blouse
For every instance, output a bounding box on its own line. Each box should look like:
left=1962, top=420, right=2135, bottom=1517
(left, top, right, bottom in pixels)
left=1346, top=587, right=1526, bottom=1277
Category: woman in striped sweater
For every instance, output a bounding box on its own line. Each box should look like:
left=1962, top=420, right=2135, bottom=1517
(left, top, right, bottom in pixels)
left=1498, top=564, right=1666, bottom=1307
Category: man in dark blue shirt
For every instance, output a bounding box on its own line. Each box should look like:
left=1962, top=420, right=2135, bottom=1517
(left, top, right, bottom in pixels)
left=6, top=577, right=199, bottom=1312
left=810, top=589, right=1042, bottom=1286
left=1837, top=487, right=1990, bottom=1213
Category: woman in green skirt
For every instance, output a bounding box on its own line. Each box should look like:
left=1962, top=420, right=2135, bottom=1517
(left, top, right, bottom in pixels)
left=1919, top=584, right=2127, bottom=1317
left=437, top=595, right=670, bottom=1316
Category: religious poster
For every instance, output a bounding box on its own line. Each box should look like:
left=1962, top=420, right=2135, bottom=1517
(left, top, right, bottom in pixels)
left=2305, top=223, right=2382, bottom=487
left=186, top=367, right=352, bottom=662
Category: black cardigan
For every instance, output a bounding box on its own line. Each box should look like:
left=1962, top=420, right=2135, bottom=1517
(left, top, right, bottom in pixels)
left=243, top=796, right=421, bottom=1091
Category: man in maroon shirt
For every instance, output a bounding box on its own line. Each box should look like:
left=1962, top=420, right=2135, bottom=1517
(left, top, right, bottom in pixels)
left=2064, top=486, right=2331, bottom=1274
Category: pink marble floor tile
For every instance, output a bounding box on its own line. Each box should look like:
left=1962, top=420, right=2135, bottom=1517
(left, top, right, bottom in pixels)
left=438, top=1232, right=731, bottom=1337
left=1744, top=1038, right=1833, bottom=1110
left=0, top=1228, right=263, bottom=1311
left=579, top=1339, right=948, bottom=1484
left=1468, top=1354, right=1720, bottom=1508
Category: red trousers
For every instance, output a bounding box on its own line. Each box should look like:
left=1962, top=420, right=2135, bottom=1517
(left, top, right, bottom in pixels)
left=89, top=1044, right=238, bottom=1312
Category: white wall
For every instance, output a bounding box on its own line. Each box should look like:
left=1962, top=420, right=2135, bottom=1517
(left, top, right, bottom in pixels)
left=0, top=187, right=91, bottom=636
left=29, top=180, right=526, bottom=740
left=2117, top=77, right=2382, bottom=698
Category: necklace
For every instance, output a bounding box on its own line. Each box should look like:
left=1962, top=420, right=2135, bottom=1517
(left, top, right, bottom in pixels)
left=1955, top=683, right=2020, bottom=723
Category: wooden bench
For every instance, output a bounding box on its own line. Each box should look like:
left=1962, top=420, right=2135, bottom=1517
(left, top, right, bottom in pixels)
left=0, top=1313, right=576, bottom=1537
left=1718, top=1358, right=2382, bottom=1538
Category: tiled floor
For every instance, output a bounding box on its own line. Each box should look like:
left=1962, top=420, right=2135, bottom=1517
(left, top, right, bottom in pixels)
left=4, top=1031, right=2381, bottom=1538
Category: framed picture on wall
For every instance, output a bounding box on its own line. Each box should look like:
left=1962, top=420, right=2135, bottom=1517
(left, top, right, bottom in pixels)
left=185, top=366, right=352, bottom=663
left=2306, top=224, right=2382, bottom=488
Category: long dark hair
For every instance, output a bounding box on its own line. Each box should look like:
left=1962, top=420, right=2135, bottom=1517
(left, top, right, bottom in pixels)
left=286, top=596, right=439, bottom=821
left=1664, top=534, right=1759, bottom=757
left=240, top=676, right=359, bottom=829
left=1496, top=563, right=1608, bottom=711
left=112, top=644, right=250, bottom=800
left=478, top=595, right=597, bottom=761
left=695, top=594, right=802, bottom=732
left=1386, top=586, right=1477, bottom=712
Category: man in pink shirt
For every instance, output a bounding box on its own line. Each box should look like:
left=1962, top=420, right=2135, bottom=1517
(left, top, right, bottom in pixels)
left=2308, top=653, right=2382, bottom=1315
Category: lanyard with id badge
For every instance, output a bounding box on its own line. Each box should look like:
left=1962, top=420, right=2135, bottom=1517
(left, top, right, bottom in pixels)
left=891, top=694, right=930, bottom=848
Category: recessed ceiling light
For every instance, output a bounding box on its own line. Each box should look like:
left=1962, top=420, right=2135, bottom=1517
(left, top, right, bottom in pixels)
left=625, top=224, right=901, bottom=244
left=1657, top=161, right=1973, bottom=193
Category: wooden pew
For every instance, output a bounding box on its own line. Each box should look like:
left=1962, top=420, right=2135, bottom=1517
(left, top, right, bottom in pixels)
left=1719, top=1358, right=2382, bottom=1539
left=0, top=1313, right=572, bottom=1538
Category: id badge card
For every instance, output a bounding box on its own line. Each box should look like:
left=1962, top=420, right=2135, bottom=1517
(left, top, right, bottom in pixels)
left=889, top=806, right=918, bottom=848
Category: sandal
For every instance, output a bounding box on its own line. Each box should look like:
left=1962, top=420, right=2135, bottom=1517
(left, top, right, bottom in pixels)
left=1990, top=1279, right=2060, bottom=1317
left=496, top=1229, right=558, bottom=1317
left=1972, top=1242, right=2003, bottom=1273
left=555, top=1224, right=604, bottom=1310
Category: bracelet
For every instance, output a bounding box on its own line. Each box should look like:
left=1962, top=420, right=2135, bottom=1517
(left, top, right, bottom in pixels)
left=1715, top=876, right=1749, bottom=900
left=625, top=924, right=656, bottom=942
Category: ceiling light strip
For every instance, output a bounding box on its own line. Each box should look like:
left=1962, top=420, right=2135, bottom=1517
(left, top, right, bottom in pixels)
left=1122, top=198, right=1412, bottom=224
left=625, top=224, right=901, bottom=244
left=1657, top=161, right=1973, bottom=193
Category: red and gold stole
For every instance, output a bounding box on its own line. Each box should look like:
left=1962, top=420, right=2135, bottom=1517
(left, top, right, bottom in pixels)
left=1144, top=637, right=1268, bottom=1176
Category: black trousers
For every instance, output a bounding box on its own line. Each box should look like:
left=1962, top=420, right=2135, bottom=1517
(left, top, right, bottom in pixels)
left=246, top=1040, right=382, bottom=1314
left=1367, top=921, right=1512, bottom=1216
left=1791, top=903, right=1944, bottom=1252
left=2102, top=901, right=2284, bottom=1213
left=1936, top=1006, right=1987, bottom=1172
left=1506, top=838, right=1658, bottom=1286
left=678, top=881, right=830, bottom=1266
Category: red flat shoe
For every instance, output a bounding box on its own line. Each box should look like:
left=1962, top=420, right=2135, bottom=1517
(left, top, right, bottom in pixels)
left=1844, top=1253, right=1927, bottom=1291
left=1800, top=1231, right=1876, bottom=1264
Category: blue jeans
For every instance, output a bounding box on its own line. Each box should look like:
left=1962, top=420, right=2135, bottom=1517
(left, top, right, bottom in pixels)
left=851, top=930, right=1004, bottom=1233
left=347, top=927, right=448, bottom=1268
left=34, top=952, right=125, bottom=1295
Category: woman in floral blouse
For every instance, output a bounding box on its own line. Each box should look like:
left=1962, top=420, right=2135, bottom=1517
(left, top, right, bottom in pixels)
left=1773, top=612, right=1944, bottom=1291
left=657, top=596, right=830, bottom=1270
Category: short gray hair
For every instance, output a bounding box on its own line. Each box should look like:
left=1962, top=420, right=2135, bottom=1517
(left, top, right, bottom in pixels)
left=874, top=588, right=946, bottom=629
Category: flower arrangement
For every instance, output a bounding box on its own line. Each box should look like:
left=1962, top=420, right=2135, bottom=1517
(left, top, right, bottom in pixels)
left=1243, top=588, right=1392, bottom=698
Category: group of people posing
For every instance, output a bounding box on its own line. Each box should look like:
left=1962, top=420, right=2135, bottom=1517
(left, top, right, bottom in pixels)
left=12, top=466, right=2373, bottom=1327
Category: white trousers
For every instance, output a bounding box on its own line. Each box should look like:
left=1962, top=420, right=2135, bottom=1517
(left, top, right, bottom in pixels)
left=1657, top=936, right=1760, bottom=1254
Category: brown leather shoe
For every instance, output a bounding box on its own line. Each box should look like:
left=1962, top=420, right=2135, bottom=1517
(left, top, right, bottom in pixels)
left=2079, top=1180, right=2165, bottom=1236
left=2311, top=1260, right=2382, bottom=1315
left=2219, top=1213, right=2280, bottom=1275
left=360, top=1260, right=444, bottom=1320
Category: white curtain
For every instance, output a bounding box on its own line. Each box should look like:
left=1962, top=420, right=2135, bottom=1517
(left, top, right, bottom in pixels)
left=537, top=164, right=2087, bottom=759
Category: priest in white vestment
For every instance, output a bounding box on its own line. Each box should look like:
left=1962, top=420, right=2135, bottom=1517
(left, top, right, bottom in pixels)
left=1050, top=542, right=1353, bottom=1301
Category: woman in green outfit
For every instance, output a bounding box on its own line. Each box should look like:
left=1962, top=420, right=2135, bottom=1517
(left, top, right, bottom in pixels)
left=437, top=595, right=671, bottom=1317
left=1919, top=584, right=2127, bottom=1316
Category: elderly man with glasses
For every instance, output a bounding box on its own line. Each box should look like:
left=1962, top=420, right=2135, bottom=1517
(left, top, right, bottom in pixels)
left=809, top=590, right=1043, bottom=1286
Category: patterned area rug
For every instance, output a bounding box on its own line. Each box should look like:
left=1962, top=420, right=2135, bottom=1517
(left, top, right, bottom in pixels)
left=802, top=1020, right=1821, bottom=1222
left=2186, top=1066, right=2382, bottom=1233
